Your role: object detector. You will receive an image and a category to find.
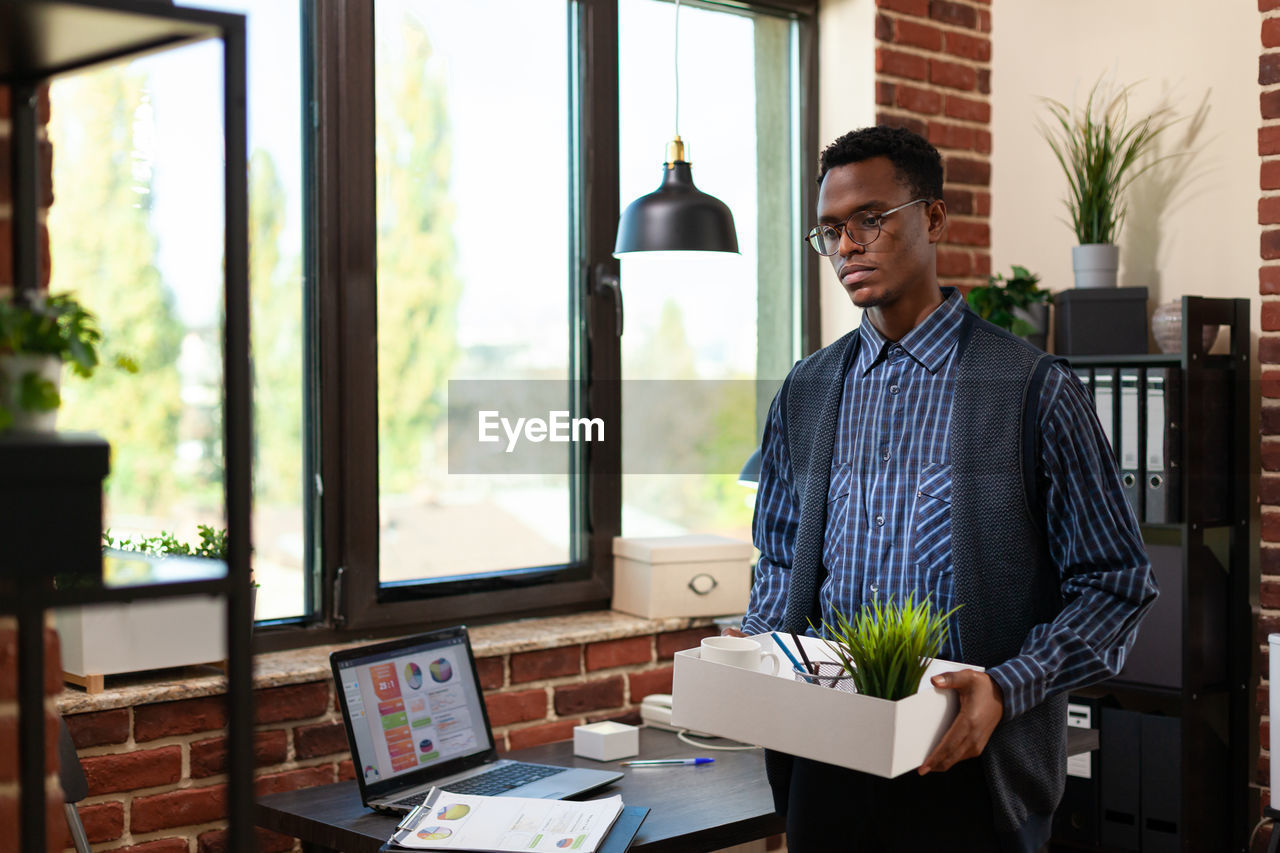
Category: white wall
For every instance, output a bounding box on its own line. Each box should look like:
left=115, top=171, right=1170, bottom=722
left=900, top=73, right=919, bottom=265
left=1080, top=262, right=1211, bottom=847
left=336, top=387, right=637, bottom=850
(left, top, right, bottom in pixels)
left=817, top=0, right=877, bottom=346
left=990, top=0, right=1258, bottom=329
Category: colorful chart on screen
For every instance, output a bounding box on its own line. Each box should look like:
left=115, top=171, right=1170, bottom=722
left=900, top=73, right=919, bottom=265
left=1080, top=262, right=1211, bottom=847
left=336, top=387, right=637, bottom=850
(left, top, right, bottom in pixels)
left=429, top=658, right=453, bottom=683
left=404, top=661, right=424, bottom=690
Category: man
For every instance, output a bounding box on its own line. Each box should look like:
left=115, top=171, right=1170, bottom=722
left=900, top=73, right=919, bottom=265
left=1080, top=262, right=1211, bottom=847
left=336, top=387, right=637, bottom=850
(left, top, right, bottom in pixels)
left=729, top=126, right=1157, bottom=851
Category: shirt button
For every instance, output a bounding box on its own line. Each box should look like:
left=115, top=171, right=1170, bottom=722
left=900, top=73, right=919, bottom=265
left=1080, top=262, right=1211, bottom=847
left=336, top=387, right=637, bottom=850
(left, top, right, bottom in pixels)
left=870, top=582, right=879, bottom=593
left=874, top=514, right=885, bottom=527
left=889, top=385, right=900, bottom=395
left=881, top=451, right=890, bottom=461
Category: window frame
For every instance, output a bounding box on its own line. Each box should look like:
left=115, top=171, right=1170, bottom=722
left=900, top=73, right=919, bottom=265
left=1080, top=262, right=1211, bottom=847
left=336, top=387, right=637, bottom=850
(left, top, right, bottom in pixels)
left=255, top=0, right=819, bottom=651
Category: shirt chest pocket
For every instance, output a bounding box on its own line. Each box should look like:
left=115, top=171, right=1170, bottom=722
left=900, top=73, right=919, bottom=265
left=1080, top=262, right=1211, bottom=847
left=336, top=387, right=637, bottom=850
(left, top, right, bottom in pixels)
left=913, top=461, right=952, bottom=570
left=823, top=463, right=853, bottom=568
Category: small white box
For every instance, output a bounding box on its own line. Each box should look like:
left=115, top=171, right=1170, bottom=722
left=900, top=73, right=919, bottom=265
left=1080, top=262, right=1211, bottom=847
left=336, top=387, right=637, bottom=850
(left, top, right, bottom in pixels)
left=573, top=721, right=640, bottom=762
left=611, top=534, right=752, bottom=618
left=670, top=633, right=982, bottom=778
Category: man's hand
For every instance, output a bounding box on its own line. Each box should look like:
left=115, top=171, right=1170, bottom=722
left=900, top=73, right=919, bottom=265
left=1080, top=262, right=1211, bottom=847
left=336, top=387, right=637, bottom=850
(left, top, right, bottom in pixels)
left=721, top=627, right=747, bottom=637
left=917, top=670, right=1004, bottom=775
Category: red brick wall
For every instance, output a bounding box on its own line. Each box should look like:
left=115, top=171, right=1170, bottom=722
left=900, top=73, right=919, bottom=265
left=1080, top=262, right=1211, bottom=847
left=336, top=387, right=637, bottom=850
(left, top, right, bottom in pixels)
left=1, top=617, right=71, bottom=853
left=873, top=0, right=992, bottom=289
left=59, top=626, right=717, bottom=852
left=1263, top=3, right=1280, bottom=849
left=0, top=83, right=53, bottom=292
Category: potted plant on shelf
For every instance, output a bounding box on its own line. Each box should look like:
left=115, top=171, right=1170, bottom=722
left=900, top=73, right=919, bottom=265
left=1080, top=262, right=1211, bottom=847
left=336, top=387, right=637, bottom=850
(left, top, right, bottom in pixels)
left=0, top=291, right=133, bottom=432
left=814, top=593, right=959, bottom=701
left=965, top=265, right=1052, bottom=349
left=1039, top=79, right=1178, bottom=289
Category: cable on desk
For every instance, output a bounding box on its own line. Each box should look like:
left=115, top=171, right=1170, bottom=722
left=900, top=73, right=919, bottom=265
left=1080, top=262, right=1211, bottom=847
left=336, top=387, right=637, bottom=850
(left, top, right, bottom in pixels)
left=676, top=729, right=759, bottom=751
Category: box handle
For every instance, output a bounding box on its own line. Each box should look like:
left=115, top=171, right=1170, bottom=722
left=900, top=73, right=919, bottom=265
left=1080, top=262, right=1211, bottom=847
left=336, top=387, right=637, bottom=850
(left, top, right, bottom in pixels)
left=688, top=573, right=718, bottom=595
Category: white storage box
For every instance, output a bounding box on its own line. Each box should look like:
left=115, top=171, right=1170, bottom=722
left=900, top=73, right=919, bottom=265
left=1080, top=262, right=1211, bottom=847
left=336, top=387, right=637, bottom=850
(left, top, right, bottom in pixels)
left=611, top=534, right=752, bottom=618
left=670, top=633, right=982, bottom=778
left=573, top=721, right=640, bottom=762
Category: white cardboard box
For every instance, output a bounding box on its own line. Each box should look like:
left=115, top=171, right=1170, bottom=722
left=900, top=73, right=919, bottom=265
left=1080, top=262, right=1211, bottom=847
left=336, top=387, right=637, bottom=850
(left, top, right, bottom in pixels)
left=670, top=633, right=982, bottom=778
left=611, top=534, right=752, bottom=618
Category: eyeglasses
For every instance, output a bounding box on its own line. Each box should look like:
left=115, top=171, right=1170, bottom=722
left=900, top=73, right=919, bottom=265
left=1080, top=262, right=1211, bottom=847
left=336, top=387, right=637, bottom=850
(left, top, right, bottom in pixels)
left=804, top=198, right=931, bottom=256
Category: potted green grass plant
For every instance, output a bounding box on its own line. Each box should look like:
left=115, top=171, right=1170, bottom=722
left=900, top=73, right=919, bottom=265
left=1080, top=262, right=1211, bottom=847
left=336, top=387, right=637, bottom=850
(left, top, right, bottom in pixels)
left=814, top=593, right=959, bottom=701
left=965, top=265, right=1052, bottom=349
left=1039, top=79, right=1179, bottom=289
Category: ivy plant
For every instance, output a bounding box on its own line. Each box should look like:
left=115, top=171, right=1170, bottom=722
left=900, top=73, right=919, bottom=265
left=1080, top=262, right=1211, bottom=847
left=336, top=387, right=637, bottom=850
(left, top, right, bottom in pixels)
left=965, top=265, right=1051, bottom=339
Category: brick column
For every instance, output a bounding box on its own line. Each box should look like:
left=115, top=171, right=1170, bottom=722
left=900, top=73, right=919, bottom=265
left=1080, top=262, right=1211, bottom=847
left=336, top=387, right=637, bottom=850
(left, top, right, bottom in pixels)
left=873, top=0, right=992, bottom=290
left=1, top=80, right=66, bottom=853
left=1263, top=4, right=1280, bottom=850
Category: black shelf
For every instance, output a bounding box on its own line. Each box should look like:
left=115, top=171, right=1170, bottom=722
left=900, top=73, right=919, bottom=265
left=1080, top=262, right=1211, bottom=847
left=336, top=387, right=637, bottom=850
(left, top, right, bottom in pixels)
left=2, top=2, right=253, bottom=851
left=1053, top=296, right=1253, bottom=852
left=0, top=0, right=233, bottom=83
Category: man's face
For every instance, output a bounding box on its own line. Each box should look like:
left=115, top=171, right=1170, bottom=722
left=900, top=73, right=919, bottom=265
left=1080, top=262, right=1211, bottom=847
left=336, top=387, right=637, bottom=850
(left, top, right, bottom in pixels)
left=815, top=156, right=944, bottom=310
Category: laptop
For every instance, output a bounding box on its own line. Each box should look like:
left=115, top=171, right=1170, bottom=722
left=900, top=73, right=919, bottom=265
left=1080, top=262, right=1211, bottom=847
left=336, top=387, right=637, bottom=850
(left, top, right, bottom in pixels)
left=331, top=625, right=623, bottom=814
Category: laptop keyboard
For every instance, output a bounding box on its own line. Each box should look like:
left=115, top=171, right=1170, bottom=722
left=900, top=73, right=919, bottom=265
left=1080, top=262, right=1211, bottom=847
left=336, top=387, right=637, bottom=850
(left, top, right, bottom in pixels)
left=392, top=763, right=562, bottom=806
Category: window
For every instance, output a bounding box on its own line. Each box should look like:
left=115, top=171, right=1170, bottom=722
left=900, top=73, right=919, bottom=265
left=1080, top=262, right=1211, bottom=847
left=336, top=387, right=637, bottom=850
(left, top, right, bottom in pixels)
left=618, top=0, right=806, bottom=542
left=49, top=1, right=309, bottom=622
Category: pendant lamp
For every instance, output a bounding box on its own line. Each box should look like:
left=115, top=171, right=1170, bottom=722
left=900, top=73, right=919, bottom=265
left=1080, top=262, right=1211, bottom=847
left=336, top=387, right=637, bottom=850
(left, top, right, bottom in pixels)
left=614, top=0, right=739, bottom=255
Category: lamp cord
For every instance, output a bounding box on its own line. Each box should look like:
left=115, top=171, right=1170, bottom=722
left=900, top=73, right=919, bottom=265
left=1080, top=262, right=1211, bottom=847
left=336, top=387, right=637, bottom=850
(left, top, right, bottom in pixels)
left=673, top=0, right=680, bottom=138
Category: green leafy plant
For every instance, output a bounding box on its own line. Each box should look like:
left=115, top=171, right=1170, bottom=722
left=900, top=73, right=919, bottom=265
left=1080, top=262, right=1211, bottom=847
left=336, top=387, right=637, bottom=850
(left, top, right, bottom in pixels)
left=965, top=265, right=1051, bottom=338
left=0, top=292, right=136, bottom=429
left=104, top=525, right=230, bottom=561
left=1039, top=79, right=1180, bottom=245
left=813, top=593, right=960, bottom=701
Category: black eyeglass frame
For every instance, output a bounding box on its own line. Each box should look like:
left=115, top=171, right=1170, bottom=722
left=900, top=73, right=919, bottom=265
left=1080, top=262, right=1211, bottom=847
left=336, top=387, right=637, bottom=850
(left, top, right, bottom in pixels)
left=803, top=197, right=932, bottom=255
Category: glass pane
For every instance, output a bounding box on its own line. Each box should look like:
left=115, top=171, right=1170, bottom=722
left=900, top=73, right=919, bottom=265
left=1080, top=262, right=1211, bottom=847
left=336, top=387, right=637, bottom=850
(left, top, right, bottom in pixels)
left=618, top=0, right=799, bottom=540
left=374, top=1, right=574, bottom=585
left=49, top=1, right=307, bottom=620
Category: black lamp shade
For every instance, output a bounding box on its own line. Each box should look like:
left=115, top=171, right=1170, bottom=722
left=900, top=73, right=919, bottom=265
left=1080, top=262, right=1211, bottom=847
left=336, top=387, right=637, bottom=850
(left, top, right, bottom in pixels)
left=615, top=161, right=739, bottom=255
left=738, top=446, right=762, bottom=486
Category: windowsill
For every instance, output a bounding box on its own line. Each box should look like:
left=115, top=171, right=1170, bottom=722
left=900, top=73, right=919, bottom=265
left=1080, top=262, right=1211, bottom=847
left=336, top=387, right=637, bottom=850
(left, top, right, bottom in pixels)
left=55, top=610, right=717, bottom=716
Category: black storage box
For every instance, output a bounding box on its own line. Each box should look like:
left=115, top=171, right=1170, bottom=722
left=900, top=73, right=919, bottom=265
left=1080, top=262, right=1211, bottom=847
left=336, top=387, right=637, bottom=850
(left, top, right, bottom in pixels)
left=0, top=432, right=109, bottom=580
left=1053, top=287, right=1149, bottom=355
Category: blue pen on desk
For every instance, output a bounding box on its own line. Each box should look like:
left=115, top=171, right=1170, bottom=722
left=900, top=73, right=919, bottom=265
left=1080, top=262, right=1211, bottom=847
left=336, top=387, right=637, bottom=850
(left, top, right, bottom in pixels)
left=769, top=632, right=805, bottom=672
left=621, top=758, right=714, bottom=766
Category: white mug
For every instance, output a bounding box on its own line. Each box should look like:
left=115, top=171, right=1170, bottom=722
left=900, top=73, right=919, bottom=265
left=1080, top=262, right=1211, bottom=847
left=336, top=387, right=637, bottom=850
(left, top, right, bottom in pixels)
left=700, top=636, right=779, bottom=675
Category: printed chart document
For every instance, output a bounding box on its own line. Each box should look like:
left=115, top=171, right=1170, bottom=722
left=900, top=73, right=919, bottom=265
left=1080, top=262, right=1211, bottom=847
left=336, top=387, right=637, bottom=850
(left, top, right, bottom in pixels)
left=386, top=788, right=624, bottom=852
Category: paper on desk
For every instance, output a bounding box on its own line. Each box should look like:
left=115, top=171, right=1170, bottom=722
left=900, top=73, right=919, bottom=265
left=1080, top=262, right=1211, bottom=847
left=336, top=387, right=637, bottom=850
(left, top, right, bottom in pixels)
left=387, top=788, right=624, bottom=852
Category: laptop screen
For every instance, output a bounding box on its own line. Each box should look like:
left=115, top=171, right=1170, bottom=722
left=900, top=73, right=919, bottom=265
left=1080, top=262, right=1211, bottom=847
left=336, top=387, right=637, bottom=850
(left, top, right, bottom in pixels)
left=334, top=629, right=493, bottom=789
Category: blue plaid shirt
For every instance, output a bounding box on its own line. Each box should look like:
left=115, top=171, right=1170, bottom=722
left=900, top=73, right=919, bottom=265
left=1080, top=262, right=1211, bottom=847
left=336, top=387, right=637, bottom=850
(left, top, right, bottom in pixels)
left=742, top=290, right=1156, bottom=719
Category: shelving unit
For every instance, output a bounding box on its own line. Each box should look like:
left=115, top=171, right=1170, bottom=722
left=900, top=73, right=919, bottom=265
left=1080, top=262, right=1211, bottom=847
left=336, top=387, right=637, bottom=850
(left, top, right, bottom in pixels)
left=0, top=2, right=252, bottom=850
left=1052, top=296, right=1253, bottom=852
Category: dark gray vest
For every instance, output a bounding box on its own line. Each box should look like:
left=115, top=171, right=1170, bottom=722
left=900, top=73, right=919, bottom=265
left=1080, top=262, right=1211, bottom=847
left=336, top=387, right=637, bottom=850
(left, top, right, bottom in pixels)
left=776, top=310, right=1067, bottom=850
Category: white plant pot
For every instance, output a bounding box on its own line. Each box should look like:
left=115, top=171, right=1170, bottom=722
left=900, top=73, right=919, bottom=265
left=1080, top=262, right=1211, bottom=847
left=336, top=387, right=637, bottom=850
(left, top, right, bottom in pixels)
left=55, top=594, right=227, bottom=681
left=1071, top=243, right=1120, bottom=289
left=0, top=354, right=62, bottom=432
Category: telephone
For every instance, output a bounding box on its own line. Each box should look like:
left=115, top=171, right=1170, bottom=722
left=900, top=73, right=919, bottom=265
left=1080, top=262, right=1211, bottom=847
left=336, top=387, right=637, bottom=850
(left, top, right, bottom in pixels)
left=639, top=693, right=677, bottom=731
left=639, top=694, right=715, bottom=738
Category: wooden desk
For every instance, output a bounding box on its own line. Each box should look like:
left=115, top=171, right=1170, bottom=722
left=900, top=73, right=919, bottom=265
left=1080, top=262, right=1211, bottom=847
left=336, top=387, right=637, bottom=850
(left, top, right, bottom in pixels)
left=256, top=728, right=782, bottom=853
left=257, top=727, right=1099, bottom=853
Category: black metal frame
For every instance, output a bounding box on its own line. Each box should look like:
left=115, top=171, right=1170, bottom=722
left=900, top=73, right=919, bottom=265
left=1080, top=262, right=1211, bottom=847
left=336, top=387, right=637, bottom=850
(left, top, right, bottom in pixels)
left=1067, top=296, right=1255, bottom=852
left=0, top=1, right=253, bottom=849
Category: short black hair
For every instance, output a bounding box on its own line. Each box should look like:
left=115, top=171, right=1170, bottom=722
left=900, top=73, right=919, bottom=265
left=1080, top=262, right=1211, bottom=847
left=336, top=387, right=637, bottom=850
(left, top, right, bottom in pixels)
left=816, top=125, right=944, bottom=200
